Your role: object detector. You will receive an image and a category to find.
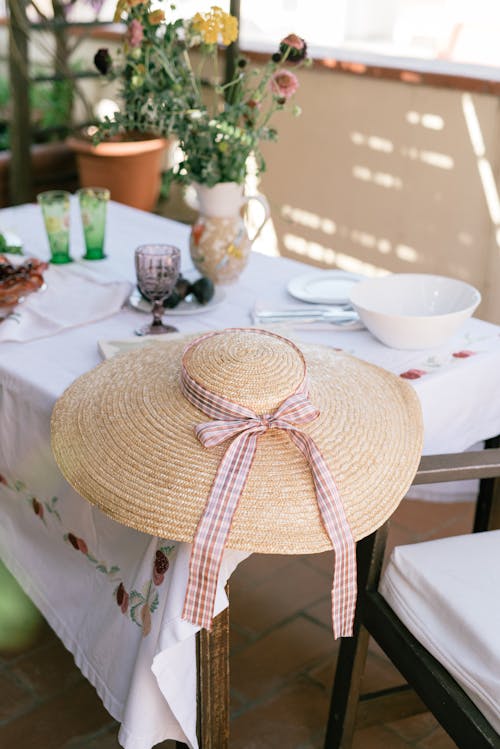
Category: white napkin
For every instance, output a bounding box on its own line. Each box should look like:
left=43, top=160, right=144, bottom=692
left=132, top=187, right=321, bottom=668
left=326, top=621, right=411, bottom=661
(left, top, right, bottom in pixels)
left=0, top=260, right=131, bottom=343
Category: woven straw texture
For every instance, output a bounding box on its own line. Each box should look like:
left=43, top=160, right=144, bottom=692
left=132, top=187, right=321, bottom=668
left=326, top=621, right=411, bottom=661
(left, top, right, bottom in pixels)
left=51, top=329, right=423, bottom=554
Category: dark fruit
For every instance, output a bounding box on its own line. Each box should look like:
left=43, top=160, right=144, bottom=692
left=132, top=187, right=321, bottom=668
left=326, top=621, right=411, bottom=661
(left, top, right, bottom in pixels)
left=191, top=277, right=215, bottom=304
left=68, top=533, right=79, bottom=549
left=175, top=275, right=192, bottom=300
left=163, top=290, right=181, bottom=308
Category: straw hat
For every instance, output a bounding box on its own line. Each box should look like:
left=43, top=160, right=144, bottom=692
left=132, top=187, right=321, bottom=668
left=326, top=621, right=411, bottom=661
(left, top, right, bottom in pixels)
left=51, top=328, right=423, bottom=554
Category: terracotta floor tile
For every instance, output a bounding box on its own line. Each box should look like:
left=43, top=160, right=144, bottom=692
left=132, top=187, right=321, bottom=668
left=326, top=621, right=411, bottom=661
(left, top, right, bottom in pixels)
left=361, top=651, right=404, bottom=693
left=352, top=724, right=415, bottom=749
left=388, top=712, right=439, bottom=742
left=61, top=722, right=120, bottom=748
left=0, top=679, right=111, bottom=748
left=230, top=559, right=331, bottom=636
left=231, top=616, right=335, bottom=704
left=231, top=676, right=329, bottom=749
left=416, top=724, right=459, bottom=748
left=10, top=640, right=80, bottom=698
left=0, top=670, right=36, bottom=723
left=299, top=550, right=334, bottom=577
left=307, top=656, right=336, bottom=691
left=229, top=623, right=252, bottom=655
left=392, top=500, right=474, bottom=538
left=304, top=597, right=334, bottom=629
left=230, top=553, right=294, bottom=591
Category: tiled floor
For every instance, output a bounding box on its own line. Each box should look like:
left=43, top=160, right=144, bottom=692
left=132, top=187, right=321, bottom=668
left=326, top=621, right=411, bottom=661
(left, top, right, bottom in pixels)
left=0, top=497, right=475, bottom=748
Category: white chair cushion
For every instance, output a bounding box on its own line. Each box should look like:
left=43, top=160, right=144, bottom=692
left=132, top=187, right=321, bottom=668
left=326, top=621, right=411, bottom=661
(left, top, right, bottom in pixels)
left=380, top=530, right=500, bottom=732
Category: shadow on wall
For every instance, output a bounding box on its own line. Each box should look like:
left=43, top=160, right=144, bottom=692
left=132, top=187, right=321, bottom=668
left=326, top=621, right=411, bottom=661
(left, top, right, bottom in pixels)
left=259, top=68, right=500, bottom=321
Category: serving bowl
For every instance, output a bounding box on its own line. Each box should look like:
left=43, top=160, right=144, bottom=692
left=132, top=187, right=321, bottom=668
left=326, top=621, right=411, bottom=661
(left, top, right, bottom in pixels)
left=349, top=273, right=481, bottom=350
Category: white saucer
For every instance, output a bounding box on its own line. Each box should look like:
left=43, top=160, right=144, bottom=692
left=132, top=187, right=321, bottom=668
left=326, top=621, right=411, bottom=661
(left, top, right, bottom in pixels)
left=287, top=270, right=364, bottom=305
left=128, top=285, right=225, bottom=316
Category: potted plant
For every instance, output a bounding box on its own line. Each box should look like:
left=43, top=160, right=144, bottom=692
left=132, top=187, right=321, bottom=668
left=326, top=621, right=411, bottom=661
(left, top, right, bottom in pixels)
left=68, top=0, right=188, bottom=212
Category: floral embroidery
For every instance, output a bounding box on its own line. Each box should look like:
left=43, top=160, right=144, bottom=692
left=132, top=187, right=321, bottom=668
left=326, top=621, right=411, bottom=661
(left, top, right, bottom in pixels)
left=113, top=543, right=175, bottom=636
left=452, top=350, right=476, bottom=358
left=116, top=582, right=130, bottom=614
left=1, top=476, right=176, bottom=637
left=153, top=548, right=170, bottom=585
left=400, top=369, right=427, bottom=380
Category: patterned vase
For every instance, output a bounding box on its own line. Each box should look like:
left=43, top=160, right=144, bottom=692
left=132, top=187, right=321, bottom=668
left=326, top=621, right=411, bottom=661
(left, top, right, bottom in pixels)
left=189, top=182, right=270, bottom=284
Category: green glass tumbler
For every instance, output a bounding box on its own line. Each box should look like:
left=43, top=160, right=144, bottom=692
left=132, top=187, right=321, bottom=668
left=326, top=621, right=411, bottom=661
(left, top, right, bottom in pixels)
left=37, top=190, right=73, bottom=264
left=77, top=187, right=110, bottom=260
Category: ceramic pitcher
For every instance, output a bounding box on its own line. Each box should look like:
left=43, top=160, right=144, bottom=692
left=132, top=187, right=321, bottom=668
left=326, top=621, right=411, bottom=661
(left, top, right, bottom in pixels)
left=189, top=182, right=270, bottom=284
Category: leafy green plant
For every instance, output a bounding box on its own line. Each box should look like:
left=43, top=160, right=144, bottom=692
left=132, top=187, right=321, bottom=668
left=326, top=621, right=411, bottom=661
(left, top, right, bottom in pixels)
left=95, top=3, right=309, bottom=188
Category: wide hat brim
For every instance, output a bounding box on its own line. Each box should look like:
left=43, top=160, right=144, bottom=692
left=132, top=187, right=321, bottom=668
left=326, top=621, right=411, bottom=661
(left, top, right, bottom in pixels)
left=51, top=333, right=423, bottom=554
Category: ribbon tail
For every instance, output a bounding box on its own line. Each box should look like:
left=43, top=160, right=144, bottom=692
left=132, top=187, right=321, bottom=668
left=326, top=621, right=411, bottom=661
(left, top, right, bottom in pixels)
left=288, top=431, right=357, bottom=639
left=182, top=431, right=259, bottom=629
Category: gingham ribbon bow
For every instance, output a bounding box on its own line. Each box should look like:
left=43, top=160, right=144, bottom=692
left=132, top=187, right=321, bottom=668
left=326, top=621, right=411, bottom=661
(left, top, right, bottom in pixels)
left=180, top=331, right=357, bottom=638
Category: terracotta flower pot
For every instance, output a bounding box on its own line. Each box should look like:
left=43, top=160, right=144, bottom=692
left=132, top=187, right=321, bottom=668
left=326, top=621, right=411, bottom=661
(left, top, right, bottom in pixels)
left=67, top=134, right=168, bottom=213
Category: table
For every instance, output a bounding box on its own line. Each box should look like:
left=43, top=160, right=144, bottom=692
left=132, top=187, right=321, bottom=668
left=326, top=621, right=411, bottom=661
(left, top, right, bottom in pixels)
left=1, top=201, right=500, bottom=749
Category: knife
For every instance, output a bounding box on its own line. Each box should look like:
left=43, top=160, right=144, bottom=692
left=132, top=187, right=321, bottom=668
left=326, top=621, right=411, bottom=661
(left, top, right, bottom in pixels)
left=253, top=306, right=359, bottom=324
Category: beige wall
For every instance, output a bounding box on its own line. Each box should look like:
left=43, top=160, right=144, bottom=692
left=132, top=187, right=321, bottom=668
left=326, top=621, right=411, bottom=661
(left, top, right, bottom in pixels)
left=258, top=67, right=500, bottom=322
left=4, top=24, right=500, bottom=321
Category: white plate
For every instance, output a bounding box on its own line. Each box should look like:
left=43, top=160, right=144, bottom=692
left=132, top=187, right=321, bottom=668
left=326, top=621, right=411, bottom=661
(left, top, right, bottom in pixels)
left=128, top=285, right=225, bottom=316
left=287, top=270, right=364, bottom=305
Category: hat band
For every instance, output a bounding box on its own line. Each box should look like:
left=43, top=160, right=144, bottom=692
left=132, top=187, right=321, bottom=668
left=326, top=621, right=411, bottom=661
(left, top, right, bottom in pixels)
left=180, top=329, right=357, bottom=638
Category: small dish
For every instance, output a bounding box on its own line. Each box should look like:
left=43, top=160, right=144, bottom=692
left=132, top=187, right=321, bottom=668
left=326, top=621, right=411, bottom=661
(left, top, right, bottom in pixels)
left=287, top=270, right=364, bottom=305
left=128, top=285, right=226, bottom=316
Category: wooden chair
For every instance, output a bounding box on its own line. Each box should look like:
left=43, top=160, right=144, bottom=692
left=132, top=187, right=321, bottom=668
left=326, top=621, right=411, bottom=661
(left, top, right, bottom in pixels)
left=174, top=602, right=230, bottom=749
left=175, top=440, right=500, bottom=749
left=324, top=438, right=500, bottom=749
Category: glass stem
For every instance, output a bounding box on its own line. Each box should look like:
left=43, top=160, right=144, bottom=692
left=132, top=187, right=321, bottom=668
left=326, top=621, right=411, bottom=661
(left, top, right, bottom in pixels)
left=151, top=300, right=164, bottom=326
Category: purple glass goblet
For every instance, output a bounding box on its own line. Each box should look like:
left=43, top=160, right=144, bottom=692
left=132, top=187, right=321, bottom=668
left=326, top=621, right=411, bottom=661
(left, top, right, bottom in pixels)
left=134, top=244, right=181, bottom=336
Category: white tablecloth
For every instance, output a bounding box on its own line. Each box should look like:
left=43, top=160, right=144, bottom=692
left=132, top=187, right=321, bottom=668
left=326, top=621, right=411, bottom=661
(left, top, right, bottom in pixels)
left=1, top=201, right=500, bottom=748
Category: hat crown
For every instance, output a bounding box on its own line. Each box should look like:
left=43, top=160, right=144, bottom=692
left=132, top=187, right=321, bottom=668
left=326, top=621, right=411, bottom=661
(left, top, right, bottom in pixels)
left=183, top=329, right=305, bottom=413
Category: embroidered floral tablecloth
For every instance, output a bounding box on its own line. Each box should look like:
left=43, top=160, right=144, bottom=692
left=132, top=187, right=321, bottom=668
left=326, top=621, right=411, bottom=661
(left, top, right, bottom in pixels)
left=1, top=202, right=500, bottom=748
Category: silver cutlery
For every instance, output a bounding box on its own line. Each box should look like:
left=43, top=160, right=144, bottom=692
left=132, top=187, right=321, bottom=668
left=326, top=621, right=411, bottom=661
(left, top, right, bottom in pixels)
left=253, top=306, right=359, bottom=325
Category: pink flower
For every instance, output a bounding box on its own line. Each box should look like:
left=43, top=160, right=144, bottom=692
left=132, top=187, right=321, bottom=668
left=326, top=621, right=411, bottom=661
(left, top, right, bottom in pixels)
left=452, top=350, right=476, bottom=358
left=400, top=369, right=427, bottom=380
left=279, top=34, right=307, bottom=62
left=270, top=70, right=299, bottom=100
left=127, top=19, right=144, bottom=48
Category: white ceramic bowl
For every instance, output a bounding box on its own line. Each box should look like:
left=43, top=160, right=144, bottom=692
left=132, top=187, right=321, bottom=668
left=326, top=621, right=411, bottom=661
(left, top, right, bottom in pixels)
left=349, top=274, right=481, bottom=350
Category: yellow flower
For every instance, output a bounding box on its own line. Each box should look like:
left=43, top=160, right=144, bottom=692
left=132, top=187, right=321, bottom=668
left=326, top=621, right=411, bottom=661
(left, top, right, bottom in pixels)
left=221, top=15, right=238, bottom=45
left=148, top=9, right=165, bottom=25
left=113, top=0, right=127, bottom=23
left=114, top=0, right=143, bottom=22
left=191, top=6, right=238, bottom=46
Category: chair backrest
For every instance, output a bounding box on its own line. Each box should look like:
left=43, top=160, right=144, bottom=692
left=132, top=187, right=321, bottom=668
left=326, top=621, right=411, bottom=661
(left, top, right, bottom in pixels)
left=324, top=441, right=500, bottom=749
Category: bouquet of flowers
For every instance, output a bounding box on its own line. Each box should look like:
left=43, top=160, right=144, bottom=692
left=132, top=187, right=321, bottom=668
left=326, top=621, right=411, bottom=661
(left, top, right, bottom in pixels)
left=94, top=3, right=308, bottom=188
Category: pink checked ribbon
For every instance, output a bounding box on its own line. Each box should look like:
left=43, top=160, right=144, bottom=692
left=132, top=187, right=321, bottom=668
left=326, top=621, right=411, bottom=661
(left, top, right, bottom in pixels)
left=180, top=330, right=357, bottom=638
